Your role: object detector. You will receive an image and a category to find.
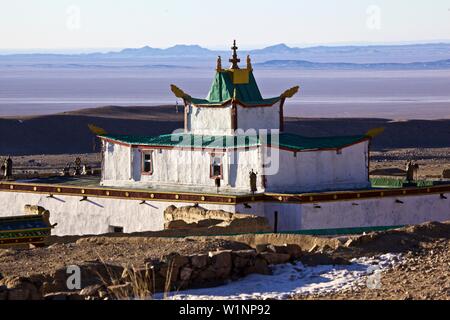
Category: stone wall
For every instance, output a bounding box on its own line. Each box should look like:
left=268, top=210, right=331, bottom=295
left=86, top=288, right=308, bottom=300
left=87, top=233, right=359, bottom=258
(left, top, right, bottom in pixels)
left=0, top=244, right=305, bottom=300
left=164, top=205, right=272, bottom=234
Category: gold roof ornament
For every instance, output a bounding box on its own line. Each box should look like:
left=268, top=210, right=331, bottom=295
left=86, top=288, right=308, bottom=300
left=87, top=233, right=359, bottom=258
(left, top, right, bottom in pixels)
left=366, top=127, right=385, bottom=138
left=280, top=86, right=300, bottom=99
left=216, top=56, right=223, bottom=72
left=246, top=55, right=253, bottom=71
left=229, top=40, right=241, bottom=69
left=88, top=124, right=107, bottom=135
left=170, top=84, right=191, bottom=101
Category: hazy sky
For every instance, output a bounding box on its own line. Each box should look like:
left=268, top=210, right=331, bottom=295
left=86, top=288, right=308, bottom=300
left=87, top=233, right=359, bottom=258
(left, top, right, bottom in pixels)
left=1, top=0, right=449, bottom=50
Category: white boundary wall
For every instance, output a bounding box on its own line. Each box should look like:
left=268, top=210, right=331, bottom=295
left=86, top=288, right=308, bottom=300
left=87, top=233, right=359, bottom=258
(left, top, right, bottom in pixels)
left=0, top=190, right=449, bottom=236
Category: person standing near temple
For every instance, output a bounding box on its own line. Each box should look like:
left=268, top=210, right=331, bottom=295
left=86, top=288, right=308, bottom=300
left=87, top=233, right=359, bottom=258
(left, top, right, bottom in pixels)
left=4, top=156, right=13, bottom=180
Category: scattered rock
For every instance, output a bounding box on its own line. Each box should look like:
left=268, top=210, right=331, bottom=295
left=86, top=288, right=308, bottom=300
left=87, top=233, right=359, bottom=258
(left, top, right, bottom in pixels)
left=300, top=253, right=350, bottom=267
left=179, top=267, right=193, bottom=282
left=255, top=243, right=269, bottom=253
left=0, top=277, right=42, bottom=300
left=79, top=284, right=104, bottom=297
left=44, top=291, right=83, bottom=301
left=190, top=254, right=209, bottom=269
left=344, top=239, right=354, bottom=247
left=209, top=250, right=232, bottom=279
left=260, top=252, right=291, bottom=265
left=162, top=252, right=189, bottom=268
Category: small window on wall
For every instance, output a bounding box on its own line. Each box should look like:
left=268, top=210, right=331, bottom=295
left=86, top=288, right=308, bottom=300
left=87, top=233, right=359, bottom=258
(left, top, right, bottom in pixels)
left=109, top=226, right=123, bottom=233
left=142, top=151, right=153, bottom=174
left=336, top=149, right=343, bottom=155
left=210, top=155, right=223, bottom=179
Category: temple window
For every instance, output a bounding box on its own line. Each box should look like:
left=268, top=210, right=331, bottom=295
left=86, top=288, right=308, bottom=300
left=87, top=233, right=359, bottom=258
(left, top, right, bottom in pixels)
left=210, top=155, right=223, bottom=179
left=108, top=226, right=123, bottom=233
left=142, top=151, right=153, bottom=174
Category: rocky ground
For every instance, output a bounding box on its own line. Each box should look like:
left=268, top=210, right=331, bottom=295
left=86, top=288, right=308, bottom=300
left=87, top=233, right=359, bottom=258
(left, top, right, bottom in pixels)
left=0, top=221, right=448, bottom=300
left=297, top=222, right=450, bottom=300
left=370, top=148, right=450, bottom=179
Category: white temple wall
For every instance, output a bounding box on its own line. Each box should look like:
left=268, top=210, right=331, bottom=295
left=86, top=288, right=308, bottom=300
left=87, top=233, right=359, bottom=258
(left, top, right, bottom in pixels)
left=237, top=103, right=280, bottom=132
left=227, top=148, right=264, bottom=191
left=264, top=141, right=370, bottom=192
left=187, top=103, right=281, bottom=135
left=102, top=146, right=263, bottom=192
left=102, top=141, right=131, bottom=182
left=188, top=105, right=233, bottom=135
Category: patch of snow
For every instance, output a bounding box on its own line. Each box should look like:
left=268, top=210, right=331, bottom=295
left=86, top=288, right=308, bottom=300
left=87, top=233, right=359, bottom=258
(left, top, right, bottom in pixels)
left=160, top=253, right=401, bottom=300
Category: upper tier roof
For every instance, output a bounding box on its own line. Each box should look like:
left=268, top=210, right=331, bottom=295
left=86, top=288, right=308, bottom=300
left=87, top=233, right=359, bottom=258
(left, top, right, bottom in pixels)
left=189, top=70, right=281, bottom=107
left=170, top=41, right=299, bottom=107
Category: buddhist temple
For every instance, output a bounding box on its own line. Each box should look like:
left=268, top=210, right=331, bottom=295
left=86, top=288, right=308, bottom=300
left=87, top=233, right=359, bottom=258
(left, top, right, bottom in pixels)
left=99, top=41, right=371, bottom=193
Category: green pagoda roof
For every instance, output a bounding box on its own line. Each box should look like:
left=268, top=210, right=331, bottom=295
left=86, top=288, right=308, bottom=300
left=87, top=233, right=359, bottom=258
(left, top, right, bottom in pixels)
left=189, top=70, right=281, bottom=107
left=101, top=133, right=369, bottom=151
left=170, top=41, right=299, bottom=107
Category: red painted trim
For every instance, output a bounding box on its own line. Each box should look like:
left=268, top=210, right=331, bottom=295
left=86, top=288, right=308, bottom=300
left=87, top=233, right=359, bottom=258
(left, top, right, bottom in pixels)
left=2, top=181, right=450, bottom=205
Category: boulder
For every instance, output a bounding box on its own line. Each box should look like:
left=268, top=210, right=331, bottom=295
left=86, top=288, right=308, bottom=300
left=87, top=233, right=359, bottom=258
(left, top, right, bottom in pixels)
left=209, top=250, right=232, bottom=279
left=255, top=243, right=269, bottom=253
left=244, top=257, right=271, bottom=276
left=79, top=284, right=104, bottom=297
left=299, top=253, right=350, bottom=266
left=179, top=267, right=194, bottom=282
left=190, top=254, right=210, bottom=269
left=23, top=205, right=48, bottom=215
left=164, top=220, right=191, bottom=230
left=232, top=250, right=257, bottom=269
left=267, top=244, right=302, bottom=259
left=0, top=277, right=42, bottom=300
left=260, top=252, right=291, bottom=265
left=44, top=291, right=83, bottom=301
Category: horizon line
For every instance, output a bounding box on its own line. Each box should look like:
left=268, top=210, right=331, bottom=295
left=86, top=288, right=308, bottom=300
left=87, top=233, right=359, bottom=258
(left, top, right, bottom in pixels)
left=1, top=39, right=450, bottom=54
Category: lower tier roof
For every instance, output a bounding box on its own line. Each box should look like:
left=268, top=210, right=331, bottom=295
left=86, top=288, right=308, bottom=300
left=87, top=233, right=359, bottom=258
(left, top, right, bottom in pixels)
left=101, top=133, right=369, bottom=151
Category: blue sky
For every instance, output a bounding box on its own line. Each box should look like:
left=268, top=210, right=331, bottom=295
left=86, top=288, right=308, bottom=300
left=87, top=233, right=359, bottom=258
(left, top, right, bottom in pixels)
left=0, top=0, right=449, bottom=50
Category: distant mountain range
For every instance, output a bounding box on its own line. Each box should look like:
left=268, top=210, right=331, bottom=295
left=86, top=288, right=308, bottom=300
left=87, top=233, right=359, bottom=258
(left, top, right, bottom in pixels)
left=255, top=59, right=450, bottom=70
left=1, top=42, right=450, bottom=67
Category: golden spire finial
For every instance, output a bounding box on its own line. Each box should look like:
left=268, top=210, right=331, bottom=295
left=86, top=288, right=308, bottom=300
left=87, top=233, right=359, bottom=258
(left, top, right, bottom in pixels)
left=246, top=55, right=252, bottom=71
left=229, top=40, right=240, bottom=69
left=216, top=56, right=222, bottom=72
